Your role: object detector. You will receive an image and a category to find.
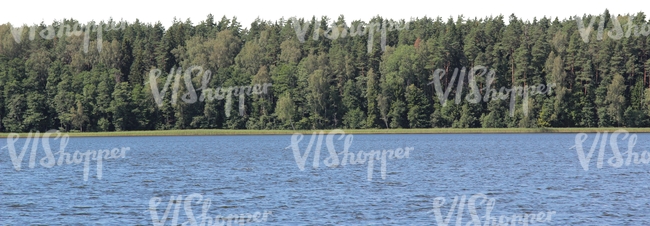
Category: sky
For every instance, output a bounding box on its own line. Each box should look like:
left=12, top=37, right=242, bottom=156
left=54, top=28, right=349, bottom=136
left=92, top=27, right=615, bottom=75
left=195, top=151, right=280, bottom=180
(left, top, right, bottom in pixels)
left=1, top=0, right=646, bottom=29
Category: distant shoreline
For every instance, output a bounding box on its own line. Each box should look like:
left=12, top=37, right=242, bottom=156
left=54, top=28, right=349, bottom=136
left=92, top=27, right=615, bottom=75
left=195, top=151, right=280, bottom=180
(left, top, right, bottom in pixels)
left=1, top=128, right=649, bottom=138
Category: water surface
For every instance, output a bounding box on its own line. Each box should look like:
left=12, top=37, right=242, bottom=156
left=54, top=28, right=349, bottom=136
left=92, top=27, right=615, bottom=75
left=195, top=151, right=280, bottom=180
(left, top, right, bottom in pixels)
left=1, top=133, right=649, bottom=225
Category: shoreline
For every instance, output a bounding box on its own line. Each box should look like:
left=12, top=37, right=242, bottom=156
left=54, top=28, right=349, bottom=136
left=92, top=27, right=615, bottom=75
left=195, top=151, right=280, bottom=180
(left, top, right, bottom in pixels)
left=1, top=128, right=649, bottom=138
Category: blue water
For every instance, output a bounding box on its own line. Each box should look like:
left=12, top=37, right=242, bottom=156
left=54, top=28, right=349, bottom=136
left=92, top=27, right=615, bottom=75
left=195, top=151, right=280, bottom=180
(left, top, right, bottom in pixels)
left=1, top=133, right=650, bottom=225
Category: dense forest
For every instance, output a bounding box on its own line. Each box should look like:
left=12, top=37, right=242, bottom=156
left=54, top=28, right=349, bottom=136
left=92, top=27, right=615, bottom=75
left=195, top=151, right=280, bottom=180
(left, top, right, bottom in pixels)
left=0, top=9, right=649, bottom=132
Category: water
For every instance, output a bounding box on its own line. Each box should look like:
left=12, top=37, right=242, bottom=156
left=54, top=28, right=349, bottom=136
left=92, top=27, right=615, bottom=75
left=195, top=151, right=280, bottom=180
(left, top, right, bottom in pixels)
left=1, top=133, right=650, bottom=225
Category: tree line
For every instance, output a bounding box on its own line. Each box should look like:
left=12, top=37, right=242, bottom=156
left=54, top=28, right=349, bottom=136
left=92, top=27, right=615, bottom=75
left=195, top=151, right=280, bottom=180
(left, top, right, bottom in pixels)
left=0, top=9, right=649, bottom=132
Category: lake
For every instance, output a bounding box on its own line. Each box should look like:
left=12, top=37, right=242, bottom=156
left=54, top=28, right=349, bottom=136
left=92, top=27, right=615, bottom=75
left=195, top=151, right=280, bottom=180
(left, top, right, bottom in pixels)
left=1, top=132, right=649, bottom=225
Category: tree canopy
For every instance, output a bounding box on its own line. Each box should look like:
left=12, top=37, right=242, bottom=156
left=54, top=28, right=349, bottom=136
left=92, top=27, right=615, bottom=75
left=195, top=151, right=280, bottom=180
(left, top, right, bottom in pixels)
left=1, top=10, right=649, bottom=132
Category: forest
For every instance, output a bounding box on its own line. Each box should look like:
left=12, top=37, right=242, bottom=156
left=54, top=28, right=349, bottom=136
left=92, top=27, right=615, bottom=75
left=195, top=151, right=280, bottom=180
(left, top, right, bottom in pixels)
left=0, top=9, right=649, bottom=132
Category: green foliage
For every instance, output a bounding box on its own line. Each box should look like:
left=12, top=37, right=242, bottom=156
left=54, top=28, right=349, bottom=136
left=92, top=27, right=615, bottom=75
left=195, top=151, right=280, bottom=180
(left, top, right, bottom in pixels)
left=406, top=84, right=430, bottom=128
left=0, top=11, right=649, bottom=132
left=275, top=92, right=296, bottom=129
left=343, top=108, right=365, bottom=129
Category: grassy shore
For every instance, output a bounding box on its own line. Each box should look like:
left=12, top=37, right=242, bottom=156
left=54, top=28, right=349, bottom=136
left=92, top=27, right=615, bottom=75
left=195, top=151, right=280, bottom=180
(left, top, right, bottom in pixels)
left=0, top=127, right=649, bottom=137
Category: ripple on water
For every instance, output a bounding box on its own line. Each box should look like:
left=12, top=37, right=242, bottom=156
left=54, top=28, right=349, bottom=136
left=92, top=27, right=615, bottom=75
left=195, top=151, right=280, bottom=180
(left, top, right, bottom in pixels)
left=3, top=134, right=650, bottom=224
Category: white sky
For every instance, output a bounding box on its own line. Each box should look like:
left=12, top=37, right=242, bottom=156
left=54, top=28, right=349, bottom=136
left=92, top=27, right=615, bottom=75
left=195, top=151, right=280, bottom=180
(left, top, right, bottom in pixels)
left=1, top=0, right=645, bottom=29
